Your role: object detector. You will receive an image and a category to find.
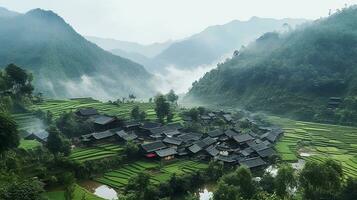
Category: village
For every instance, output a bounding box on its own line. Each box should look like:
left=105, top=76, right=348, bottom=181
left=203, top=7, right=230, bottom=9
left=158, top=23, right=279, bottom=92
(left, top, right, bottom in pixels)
left=23, top=105, right=284, bottom=170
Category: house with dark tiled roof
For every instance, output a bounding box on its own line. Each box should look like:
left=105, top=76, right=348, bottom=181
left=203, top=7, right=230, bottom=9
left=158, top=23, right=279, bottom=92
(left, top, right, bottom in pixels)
left=116, top=130, right=138, bottom=142
left=206, top=145, right=219, bottom=157
left=76, top=108, right=98, bottom=117
left=239, top=157, right=266, bottom=169
left=207, top=129, right=224, bottom=138
left=155, top=147, right=177, bottom=160
left=224, top=129, right=239, bottom=138
left=233, top=134, right=254, bottom=144
left=25, top=130, right=49, bottom=143
left=163, top=137, right=183, bottom=146
left=141, top=141, right=167, bottom=153
left=256, top=147, right=276, bottom=158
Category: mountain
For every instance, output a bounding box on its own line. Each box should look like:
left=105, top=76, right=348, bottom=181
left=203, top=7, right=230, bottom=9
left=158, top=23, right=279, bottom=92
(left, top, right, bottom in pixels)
left=152, top=17, right=307, bottom=70
left=0, top=6, right=19, bottom=18
left=0, top=8, right=156, bottom=99
left=187, top=7, right=357, bottom=125
left=86, top=36, right=172, bottom=58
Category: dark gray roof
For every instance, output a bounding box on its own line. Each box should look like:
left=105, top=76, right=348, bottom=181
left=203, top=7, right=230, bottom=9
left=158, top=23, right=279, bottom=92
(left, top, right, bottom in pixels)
left=208, top=113, right=216, bottom=117
left=92, top=130, right=115, bottom=140
left=206, top=145, right=219, bottom=156
left=225, top=129, right=238, bottom=138
left=202, top=137, right=217, bottom=147
left=182, top=116, right=193, bottom=121
left=21, top=130, right=32, bottom=138
left=116, top=130, right=137, bottom=141
left=150, top=127, right=166, bottom=135
left=233, top=134, right=254, bottom=143
left=260, top=129, right=284, bottom=143
left=257, top=148, right=276, bottom=158
left=177, top=148, right=189, bottom=156
left=163, top=130, right=181, bottom=137
left=216, top=154, right=238, bottom=163
left=34, top=131, right=49, bottom=142
left=163, top=137, right=183, bottom=146
left=223, top=114, right=233, bottom=122
left=200, top=115, right=211, bottom=120
left=207, top=130, right=224, bottom=138
left=239, top=157, right=266, bottom=168
left=188, top=144, right=202, bottom=153
left=141, top=141, right=167, bottom=152
left=78, top=108, right=98, bottom=116
left=155, top=147, right=177, bottom=157
left=251, top=143, right=269, bottom=152
left=91, top=115, right=115, bottom=125
left=240, top=147, right=254, bottom=157
left=178, top=133, right=202, bottom=142
left=123, top=121, right=141, bottom=128
left=141, top=122, right=161, bottom=129
left=166, top=123, right=183, bottom=130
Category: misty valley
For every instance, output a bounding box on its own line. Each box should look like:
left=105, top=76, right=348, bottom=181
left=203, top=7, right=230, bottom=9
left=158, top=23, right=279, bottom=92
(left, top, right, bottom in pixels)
left=1, top=2, right=357, bottom=200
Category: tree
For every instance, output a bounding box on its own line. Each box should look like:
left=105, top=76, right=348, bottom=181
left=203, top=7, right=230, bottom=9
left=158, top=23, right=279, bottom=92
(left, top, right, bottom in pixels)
left=275, top=164, right=296, bottom=198
left=154, top=94, right=170, bottom=123
left=125, top=172, right=151, bottom=193
left=4, top=64, right=33, bottom=96
left=139, top=111, right=146, bottom=121
left=213, top=182, right=239, bottom=200
left=0, top=112, right=19, bottom=154
left=131, top=106, right=140, bottom=120
left=340, top=177, right=357, bottom=200
left=0, top=178, right=46, bottom=200
left=123, top=141, right=140, bottom=159
left=260, top=173, right=276, bottom=194
left=187, top=108, right=199, bottom=122
left=299, top=160, right=343, bottom=200
left=46, top=126, right=71, bottom=156
left=63, top=172, right=76, bottom=200
left=207, top=160, right=224, bottom=181
left=166, top=89, right=178, bottom=104
left=234, top=166, right=256, bottom=199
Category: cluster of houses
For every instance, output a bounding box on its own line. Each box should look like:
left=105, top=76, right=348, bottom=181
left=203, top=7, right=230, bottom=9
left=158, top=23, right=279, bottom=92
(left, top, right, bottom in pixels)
left=23, top=107, right=284, bottom=169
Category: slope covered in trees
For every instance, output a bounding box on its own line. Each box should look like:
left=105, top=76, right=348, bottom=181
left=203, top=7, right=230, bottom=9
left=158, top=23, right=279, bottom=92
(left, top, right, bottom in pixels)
left=187, top=6, right=357, bottom=125
left=0, top=8, right=155, bottom=98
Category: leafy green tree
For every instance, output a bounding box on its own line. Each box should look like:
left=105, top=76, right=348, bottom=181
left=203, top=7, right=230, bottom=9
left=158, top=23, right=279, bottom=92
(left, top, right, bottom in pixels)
left=275, top=164, right=296, bottom=198
left=187, top=108, right=199, bottom=122
left=213, top=182, right=239, bottom=200
left=185, top=192, right=200, bottom=200
left=0, top=112, right=19, bottom=154
left=4, top=64, right=33, bottom=96
left=166, top=89, right=179, bottom=104
left=0, top=178, right=46, bottom=200
left=207, top=160, right=224, bottom=181
left=260, top=173, right=276, bottom=194
left=63, top=172, right=76, bottom=200
left=46, top=126, right=71, bottom=156
left=300, top=160, right=343, bottom=200
left=235, top=166, right=256, bottom=199
left=131, top=105, right=140, bottom=120
left=154, top=95, right=170, bottom=123
left=123, top=141, right=140, bottom=159
left=139, top=111, right=147, bottom=121
left=340, top=177, right=357, bottom=200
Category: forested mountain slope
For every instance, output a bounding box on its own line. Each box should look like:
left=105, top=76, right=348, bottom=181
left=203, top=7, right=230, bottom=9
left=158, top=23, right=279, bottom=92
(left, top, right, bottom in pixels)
left=152, top=17, right=306, bottom=70
left=0, top=8, right=155, bottom=98
left=187, top=6, right=357, bottom=125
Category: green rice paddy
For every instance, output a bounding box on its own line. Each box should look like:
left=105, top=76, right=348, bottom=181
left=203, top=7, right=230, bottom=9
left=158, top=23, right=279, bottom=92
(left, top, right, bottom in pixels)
left=28, top=98, right=183, bottom=123
left=45, top=184, right=103, bottom=200
left=95, top=160, right=208, bottom=189
left=69, top=144, right=124, bottom=162
left=268, top=116, right=357, bottom=177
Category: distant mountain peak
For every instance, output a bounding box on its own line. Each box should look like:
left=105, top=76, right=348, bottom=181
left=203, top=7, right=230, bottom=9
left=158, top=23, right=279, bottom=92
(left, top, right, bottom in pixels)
left=0, top=6, right=20, bottom=18
left=26, top=8, right=66, bottom=23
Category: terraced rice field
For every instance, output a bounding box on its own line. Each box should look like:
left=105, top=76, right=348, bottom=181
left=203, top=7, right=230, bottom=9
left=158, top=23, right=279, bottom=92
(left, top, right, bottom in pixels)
left=69, top=144, right=123, bottom=162
left=96, top=160, right=208, bottom=189
left=12, top=112, right=45, bottom=131
left=29, top=98, right=183, bottom=123
left=268, top=116, right=357, bottom=177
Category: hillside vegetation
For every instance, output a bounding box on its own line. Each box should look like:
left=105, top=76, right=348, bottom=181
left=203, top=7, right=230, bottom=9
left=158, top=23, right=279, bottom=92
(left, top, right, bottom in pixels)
left=0, top=9, right=155, bottom=98
left=187, top=6, right=357, bottom=125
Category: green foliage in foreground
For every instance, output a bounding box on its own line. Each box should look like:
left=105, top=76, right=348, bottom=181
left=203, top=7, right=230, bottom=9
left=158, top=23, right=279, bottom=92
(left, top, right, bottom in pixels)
left=187, top=6, right=357, bottom=126
left=45, top=184, right=104, bottom=200
left=268, top=116, right=357, bottom=178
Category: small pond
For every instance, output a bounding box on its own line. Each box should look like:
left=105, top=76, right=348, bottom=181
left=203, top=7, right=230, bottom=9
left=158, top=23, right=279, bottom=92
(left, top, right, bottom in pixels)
left=80, top=181, right=118, bottom=200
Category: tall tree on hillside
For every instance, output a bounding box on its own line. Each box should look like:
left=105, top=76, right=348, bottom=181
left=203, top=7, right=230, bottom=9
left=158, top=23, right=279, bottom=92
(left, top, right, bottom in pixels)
left=275, top=164, right=296, bottom=198
left=154, top=94, right=170, bottom=123
left=0, top=178, right=45, bottom=200
left=46, top=126, right=71, bottom=156
left=299, top=160, right=343, bottom=200
left=131, top=106, right=140, bottom=120
left=166, top=89, right=179, bottom=104
left=4, top=64, right=33, bottom=96
left=0, top=112, right=19, bottom=154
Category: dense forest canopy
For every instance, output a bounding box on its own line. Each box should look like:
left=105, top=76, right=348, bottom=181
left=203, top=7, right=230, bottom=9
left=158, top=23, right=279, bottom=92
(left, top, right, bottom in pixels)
left=187, top=6, right=357, bottom=125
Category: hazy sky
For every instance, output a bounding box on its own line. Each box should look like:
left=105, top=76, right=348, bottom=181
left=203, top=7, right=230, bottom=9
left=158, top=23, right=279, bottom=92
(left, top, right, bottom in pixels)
left=1, top=0, right=356, bottom=44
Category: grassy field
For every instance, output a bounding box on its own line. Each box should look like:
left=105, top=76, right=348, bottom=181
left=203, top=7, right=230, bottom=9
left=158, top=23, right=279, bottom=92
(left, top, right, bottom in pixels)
left=29, top=98, right=183, bottom=123
left=12, top=112, right=45, bottom=131
left=45, top=184, right=103, bottom=200
left=95, top=160, right=209, bottom=189
left=19, top=138, right=41, bottom=150
left=69, top=144, right=124, bottom=163
left=268, top=116, right=357, bottom=177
